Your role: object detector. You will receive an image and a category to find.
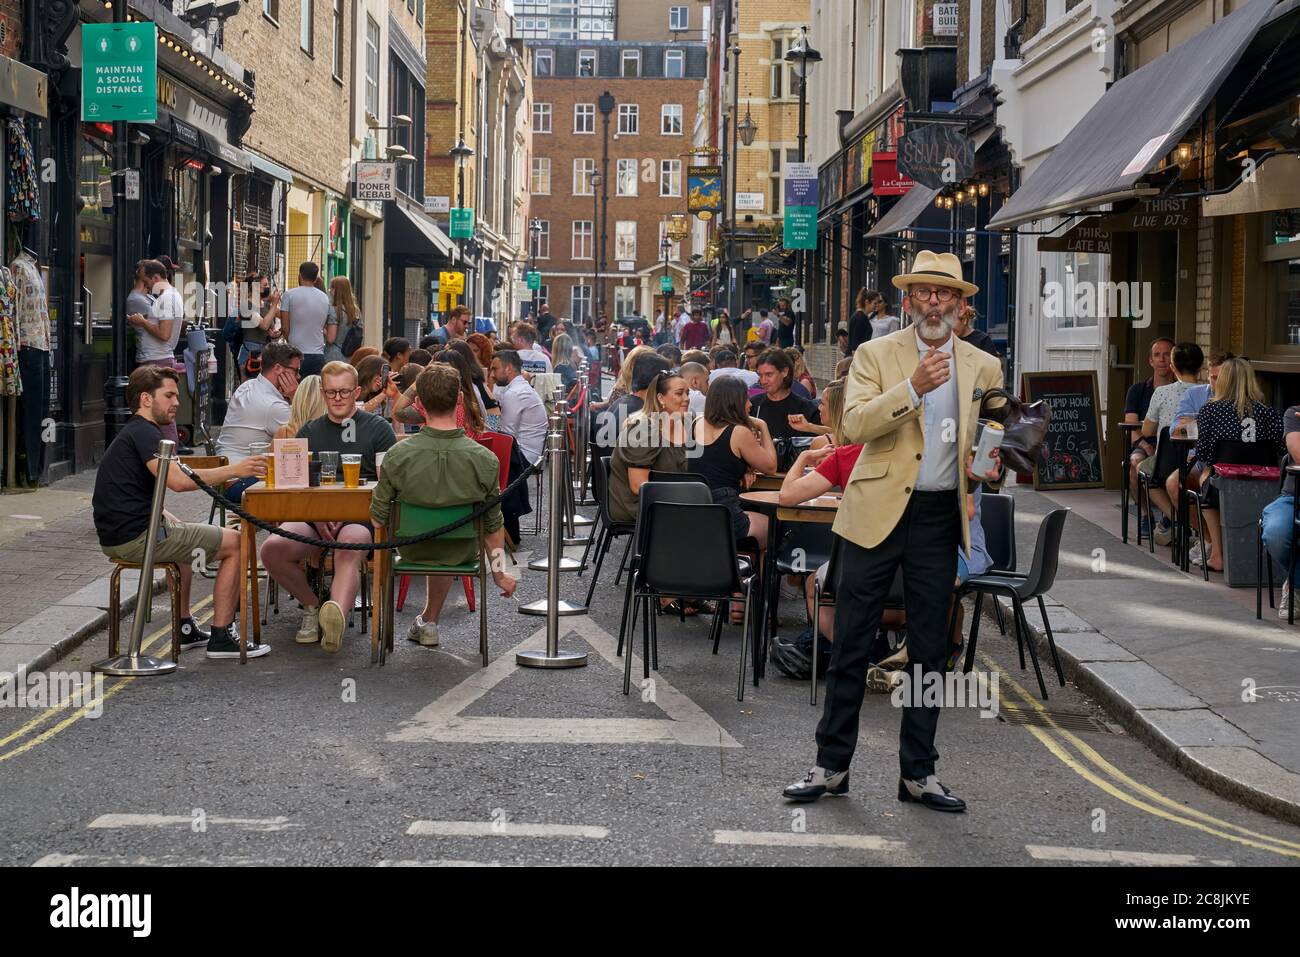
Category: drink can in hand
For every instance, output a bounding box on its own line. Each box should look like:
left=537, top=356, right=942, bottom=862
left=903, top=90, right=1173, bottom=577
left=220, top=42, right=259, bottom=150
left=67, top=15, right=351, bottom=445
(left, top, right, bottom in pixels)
left=971, top=419, right=1004, bottom=477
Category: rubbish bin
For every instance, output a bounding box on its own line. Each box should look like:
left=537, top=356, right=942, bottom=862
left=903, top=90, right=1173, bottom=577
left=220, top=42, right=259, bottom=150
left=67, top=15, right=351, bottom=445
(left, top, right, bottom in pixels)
left=1219, top=476, right=1281, bottom=587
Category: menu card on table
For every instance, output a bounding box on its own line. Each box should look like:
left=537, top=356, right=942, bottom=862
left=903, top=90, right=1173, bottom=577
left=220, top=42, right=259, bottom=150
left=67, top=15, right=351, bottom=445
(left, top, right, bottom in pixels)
left=273, top=438, right=309, bottom=488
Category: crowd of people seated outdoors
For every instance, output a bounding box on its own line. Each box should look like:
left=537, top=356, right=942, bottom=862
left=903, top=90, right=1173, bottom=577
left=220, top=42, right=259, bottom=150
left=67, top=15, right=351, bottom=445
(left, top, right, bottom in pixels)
left=1122, top=338, right=1291, bottom=591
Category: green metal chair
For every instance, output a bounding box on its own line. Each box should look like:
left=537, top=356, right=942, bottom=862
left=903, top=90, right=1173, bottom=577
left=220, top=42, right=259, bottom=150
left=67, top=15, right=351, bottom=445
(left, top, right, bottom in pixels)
left=379, top=502, right=489, bottom=667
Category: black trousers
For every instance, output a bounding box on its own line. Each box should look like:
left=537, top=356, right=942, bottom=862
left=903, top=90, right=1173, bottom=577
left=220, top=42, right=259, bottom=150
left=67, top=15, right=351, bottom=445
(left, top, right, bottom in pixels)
left=816, top=489, right=960, bottom=780
left=18, top=347, right=50, bottom=484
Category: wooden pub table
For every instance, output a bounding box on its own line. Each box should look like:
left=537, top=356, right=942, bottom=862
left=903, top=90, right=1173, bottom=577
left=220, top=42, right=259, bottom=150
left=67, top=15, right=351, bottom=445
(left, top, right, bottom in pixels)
left=740, top=489, right=841, bottom=680
left=238, top=482, right=386, bottom=663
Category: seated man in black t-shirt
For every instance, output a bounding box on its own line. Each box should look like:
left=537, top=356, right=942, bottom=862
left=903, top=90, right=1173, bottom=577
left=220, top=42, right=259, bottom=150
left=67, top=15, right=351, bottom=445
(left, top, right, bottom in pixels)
left=260, top=361, right=396, bottom=654
left=751, top=348, right=820, bottom=440
left=94, top=366, right=269, bottom=658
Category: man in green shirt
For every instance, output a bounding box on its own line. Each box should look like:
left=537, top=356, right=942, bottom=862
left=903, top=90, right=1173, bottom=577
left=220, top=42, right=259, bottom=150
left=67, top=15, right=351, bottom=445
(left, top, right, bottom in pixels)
left=371, top=364, right=518, bottom=647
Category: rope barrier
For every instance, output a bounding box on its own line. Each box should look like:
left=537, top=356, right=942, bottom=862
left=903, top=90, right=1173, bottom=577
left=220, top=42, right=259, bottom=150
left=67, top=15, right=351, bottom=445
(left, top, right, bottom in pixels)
left=176, top=458, right=544, bottom=551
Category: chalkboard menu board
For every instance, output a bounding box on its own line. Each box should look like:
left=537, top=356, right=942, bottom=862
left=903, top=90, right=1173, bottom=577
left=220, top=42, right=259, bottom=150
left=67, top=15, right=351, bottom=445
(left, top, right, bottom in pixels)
left=1021, top=371, right=1105, bottom=489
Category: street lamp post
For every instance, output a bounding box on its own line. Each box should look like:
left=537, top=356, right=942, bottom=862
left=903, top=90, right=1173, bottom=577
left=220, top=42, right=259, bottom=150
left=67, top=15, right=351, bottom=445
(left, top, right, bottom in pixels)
left=660, top=236, right=672, bottom=332
left=785, top=28, right=821, bottom=346
left=589, top=171, right=602, bottom=328
left=450, top=135, right=474, bottom=309
left=724, top=41, right=742, bottom=326
left=528, top=218, right=543, bottom=320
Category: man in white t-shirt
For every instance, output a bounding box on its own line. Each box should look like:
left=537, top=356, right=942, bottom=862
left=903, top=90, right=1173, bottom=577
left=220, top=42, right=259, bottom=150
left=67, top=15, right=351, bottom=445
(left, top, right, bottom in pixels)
left=127, top=259, right=187, bottom=444
left=510, top=324, right=553, bottom=375
left=279, top=262, right=334, bottom=376
left=1137, top=341, right=1204, bottom=544
left=708, top=349, right=759, bottom=389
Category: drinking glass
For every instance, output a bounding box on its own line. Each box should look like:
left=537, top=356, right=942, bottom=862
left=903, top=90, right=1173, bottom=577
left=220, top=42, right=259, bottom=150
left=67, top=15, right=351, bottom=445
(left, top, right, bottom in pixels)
left=251, top=442, right=273, bottom=489
left=319, top=451, right=339, bottom=485
left=341, top=454, right=362, bottom=488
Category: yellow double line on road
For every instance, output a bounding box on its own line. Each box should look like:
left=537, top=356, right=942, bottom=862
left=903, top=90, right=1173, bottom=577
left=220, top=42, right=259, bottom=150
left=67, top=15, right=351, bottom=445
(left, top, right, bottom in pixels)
left=0, top=596, right=213, bottom=763
left=979, top=650, right=1300, bottom=860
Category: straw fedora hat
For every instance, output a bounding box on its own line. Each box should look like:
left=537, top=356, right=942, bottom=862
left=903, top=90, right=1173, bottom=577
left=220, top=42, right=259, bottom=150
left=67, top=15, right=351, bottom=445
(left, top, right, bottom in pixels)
left=891, top=250, right=979, bottom=297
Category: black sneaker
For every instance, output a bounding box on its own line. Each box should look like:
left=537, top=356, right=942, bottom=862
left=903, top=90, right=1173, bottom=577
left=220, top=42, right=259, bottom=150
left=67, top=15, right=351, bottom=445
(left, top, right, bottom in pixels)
left=177, top=617, right=211, bottom=651
left=770, top=628, right=831, bottom=681
left=205, top=625, right=270, bottom=660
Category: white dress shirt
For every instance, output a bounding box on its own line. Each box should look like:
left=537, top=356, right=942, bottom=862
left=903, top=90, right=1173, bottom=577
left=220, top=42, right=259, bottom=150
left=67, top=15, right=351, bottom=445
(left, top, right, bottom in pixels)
left=216, top=374, right=290, bottom=459
left=907, top=331, right=959, bottom=491
left=497, top=375, right=549, bottom=463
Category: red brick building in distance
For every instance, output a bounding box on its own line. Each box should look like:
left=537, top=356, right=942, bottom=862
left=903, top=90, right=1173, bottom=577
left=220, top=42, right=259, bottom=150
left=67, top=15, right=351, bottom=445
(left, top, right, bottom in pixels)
left=525, top=39, right=708, bottom=324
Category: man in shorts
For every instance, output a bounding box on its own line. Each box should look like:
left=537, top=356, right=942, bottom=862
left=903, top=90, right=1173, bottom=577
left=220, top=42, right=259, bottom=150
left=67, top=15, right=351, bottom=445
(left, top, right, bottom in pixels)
left=94, top=366, right=270, bottom=658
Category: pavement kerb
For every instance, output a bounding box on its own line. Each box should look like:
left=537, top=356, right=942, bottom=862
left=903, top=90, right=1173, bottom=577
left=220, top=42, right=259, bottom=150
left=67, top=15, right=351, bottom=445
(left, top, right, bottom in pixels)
left=0, top=576, right=171, bottom=685
left=979, top=592, right=1300, bottom=828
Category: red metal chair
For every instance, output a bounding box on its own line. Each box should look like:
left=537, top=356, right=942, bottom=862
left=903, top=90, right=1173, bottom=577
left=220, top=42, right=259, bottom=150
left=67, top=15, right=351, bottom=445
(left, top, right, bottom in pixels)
left=394, top=432, right=514, bottom=614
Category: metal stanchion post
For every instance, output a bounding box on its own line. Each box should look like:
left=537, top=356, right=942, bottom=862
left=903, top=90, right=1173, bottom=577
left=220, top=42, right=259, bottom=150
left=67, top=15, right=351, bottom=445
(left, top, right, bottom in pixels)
left=93, top=440, right=179, bottom=676
left=517, top=411, right=590, bottom=659
left=527, top=404, right=584, bottom=575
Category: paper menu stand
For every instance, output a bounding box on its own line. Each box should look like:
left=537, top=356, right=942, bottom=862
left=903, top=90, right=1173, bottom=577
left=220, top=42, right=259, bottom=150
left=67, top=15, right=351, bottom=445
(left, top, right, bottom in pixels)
left=273, top=438, right=309, bottom=488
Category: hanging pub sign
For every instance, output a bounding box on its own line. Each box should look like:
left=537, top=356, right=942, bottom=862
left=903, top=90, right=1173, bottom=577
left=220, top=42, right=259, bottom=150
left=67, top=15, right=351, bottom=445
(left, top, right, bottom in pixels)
left=82, top=23, right=158, bottom=123
left=354, top=162, right=396, bottom=201
left=1038, top=217, right=1113, bottom=254
left=897, top=123, right=974, bottom=190
left=871, top=152, right=914, bottom=196
left=1101, top=197, right=1193, bottom=232
left=687, top=165, right=723, bottom=215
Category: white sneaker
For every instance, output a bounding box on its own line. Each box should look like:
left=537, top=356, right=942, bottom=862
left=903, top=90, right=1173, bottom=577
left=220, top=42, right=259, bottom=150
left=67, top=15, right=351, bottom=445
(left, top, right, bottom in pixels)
left=319, top=600, right=346, bottom=653
left=295, top=606, right=320, bottom=643
left=1187, top=539, right=1204, bottom=566
left=408, top=615, right=440, bottom=647
left=1153, top=520, right=1173, bottom=546
left=1280, top=583, right=1293, bottom=621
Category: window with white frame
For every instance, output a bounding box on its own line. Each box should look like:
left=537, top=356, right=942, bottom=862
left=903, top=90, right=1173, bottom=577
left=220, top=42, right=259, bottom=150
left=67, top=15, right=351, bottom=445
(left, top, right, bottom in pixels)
left=264, top=0, right=279, bottom=22
left=300, top=0, right=313, bottom=54
left=660, top=159, right=681, bottom=197
left=621, top=49, right=640, bottom=77
left=533, top=102, right=552, bottom=133
left=535, top=50, right=553, bottom=76
left=770, top=38, right=785, bottom=98
left=661, top=104, right=683, bottom=135
left=571, top=285, right=592, bottom=323
left=578, top=49, right=597, bottom=76
left=573, top=158, right=595, bottom=195
left=616, top=159, right=638, bottom=196
left=1053, top=250, right=1103, bottom=330
left=665, top=49, right=685, bottom=78
left=531, top=157, right=551, bottom=195
left=572, top=221, right=594, bottom=259
left=364, top=15, right=380, bottom=117
left=617, top=104, right=638, bottom=135
left=531, top=220, right=550, bottom=259
left=574, top=103, right=595, bottom=133
left=614, top=285, right=636, bottom=319
left=615, top=221, right=637, bottom=260
left=535, top=283, right=549, bottom=305
left=332, top=0, right=344, bottom=79
left=669, top=6, right=688, bottom=31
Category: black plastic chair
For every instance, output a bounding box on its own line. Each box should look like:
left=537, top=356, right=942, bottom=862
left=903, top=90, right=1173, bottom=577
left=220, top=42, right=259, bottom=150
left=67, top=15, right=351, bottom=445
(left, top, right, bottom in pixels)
left=624, top=501, right=759, bottom=701
left=962, top=508, right=1070, bottom=699
left=617, top=480, right=713, bottom=660
left=978, top=491, right=1016, bottom=635
left=1187, top=440, right=1279, bottom=581
left=808, top=535, right=843, bottom=706
left=580, top=456, right=636, bottom=607
left=649, top=470, right=709, bottom=484
left=1136, top=427, right=1182, bottom=557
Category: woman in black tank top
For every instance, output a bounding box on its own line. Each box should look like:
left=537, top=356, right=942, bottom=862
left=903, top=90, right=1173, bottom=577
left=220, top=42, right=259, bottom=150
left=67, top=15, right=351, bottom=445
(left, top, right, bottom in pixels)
left=692, top=377, right=779, bottom=543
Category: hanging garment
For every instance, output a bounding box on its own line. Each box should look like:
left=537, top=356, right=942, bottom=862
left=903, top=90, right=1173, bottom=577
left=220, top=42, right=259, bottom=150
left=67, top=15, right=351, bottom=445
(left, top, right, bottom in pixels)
left=0, top=266, right=19, bottom=396
left=9, top=252, right=50, bottom=351
left=7, top=119, right=41, bottom=224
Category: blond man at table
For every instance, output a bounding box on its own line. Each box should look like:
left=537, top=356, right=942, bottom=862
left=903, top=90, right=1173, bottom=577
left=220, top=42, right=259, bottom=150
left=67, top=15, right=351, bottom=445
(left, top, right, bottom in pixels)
left=260, top=361, right=395, bottom=653
left=371, top=364, right=517, bottom=647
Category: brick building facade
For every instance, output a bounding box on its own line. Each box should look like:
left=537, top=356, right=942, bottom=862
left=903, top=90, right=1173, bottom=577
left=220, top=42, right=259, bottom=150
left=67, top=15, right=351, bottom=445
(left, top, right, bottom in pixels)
left=527, top=39, right=707, bottom=322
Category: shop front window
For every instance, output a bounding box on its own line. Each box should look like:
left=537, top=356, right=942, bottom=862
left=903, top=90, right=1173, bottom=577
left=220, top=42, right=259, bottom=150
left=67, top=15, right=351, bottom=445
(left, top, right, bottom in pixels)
left=1267, top=208, right=1300, bottom=347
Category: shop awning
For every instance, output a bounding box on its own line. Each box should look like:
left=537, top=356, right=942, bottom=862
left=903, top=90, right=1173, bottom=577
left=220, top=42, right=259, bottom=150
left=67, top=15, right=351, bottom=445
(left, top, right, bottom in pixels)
left=200, top=131, right=252, bottom=173
left=388, top=202, right=456, bottom=260
left=1203, top=152, right=1300, bottom=216
left=988, top=0, right=1279, bottom=230
left=866, top=183, right=940, bottom=237
left=245, top=149, right=295, bottom=184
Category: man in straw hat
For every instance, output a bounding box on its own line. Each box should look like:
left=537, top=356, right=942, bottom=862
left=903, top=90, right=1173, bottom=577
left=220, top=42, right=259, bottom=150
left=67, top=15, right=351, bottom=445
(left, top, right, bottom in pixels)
left=783, top=250, right=1005, bottom=813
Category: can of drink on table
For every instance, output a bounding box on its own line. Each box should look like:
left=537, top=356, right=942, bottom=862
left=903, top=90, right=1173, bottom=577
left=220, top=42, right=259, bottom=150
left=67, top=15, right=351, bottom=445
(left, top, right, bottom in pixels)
left=971, top=419, right=1004, bottom=477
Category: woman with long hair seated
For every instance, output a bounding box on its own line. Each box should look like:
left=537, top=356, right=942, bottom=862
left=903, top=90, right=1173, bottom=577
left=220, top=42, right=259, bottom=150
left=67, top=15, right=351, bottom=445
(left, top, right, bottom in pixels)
left=275, top=374, right=325, bottom=440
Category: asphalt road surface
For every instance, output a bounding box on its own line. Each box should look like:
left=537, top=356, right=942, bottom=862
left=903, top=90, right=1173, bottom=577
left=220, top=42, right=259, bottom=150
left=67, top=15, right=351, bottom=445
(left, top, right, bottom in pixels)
left=2, top=497, right=1299, bottom=868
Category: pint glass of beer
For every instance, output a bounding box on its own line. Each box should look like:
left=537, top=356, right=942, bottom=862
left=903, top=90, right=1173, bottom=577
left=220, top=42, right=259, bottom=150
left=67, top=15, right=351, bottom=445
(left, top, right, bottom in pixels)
left=341, top=454, right=362, bottom=488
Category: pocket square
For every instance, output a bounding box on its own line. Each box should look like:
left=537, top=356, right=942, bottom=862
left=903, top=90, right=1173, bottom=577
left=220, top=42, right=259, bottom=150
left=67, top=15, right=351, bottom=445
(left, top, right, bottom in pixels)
left=972, top=387, right=985, bottom=401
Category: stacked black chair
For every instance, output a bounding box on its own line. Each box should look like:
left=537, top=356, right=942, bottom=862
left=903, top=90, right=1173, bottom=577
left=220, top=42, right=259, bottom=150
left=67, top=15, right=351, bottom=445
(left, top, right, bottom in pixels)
left=579, top=456, right=636, bottom=607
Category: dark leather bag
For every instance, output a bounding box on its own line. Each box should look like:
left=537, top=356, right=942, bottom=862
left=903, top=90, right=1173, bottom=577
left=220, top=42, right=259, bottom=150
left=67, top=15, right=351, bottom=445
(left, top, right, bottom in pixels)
left=978, top=388, right=1051, bottom=475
